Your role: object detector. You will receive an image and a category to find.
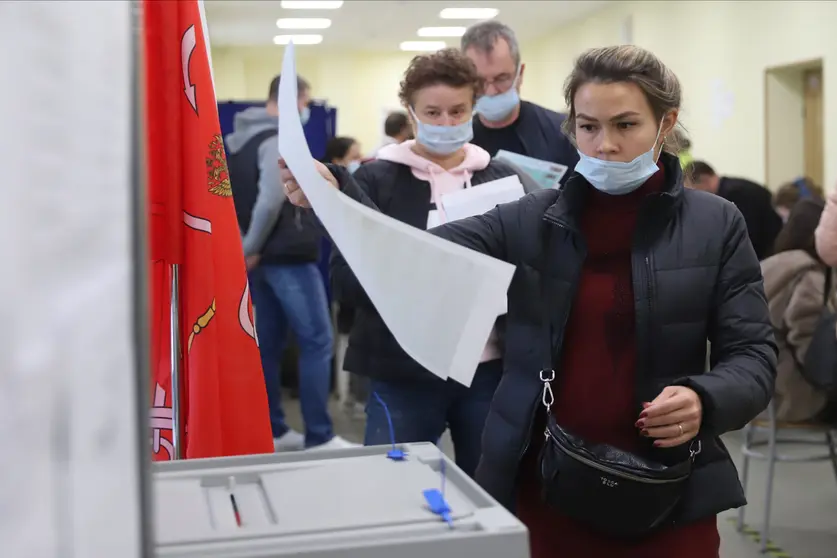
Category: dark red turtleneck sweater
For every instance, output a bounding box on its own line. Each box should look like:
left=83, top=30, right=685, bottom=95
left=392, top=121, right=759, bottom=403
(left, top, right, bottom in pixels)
left=516, top=167, right=720, bottom=558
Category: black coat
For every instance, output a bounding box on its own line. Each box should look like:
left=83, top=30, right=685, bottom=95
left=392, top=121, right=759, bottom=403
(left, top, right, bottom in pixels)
left=331, top=152, right=777, bottom=522
left=717, top=176, right=783, bottom=261
left=330, top=158, right=533, bottom=382
left=471, top=100, right=579, bottom=185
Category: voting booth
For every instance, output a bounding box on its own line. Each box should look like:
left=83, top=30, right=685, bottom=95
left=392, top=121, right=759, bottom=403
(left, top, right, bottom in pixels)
left=153, top=442, right=530, bottom=558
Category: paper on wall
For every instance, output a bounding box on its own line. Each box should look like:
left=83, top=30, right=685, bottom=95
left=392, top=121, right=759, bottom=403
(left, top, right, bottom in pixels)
left=495, top=149, right=568, bottom=189
left=277, top=43, right=515, bottom=386
left=441, top=175, right=525, bottom=224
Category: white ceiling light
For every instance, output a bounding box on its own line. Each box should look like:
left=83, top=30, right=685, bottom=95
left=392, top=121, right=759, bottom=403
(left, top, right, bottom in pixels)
left=400, top=41, right=447, bottom=52
left=276, top=18, right=332, bottom=29
left=280, top=1, right=343, bottom=9
left=274, top=34, right=324, bottom=45
left=417, top=27, right=467, bottom=38
left=439, top=8, right=499, bottom=20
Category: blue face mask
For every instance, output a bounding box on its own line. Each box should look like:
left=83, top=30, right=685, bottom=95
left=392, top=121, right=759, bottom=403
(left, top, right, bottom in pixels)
left=410, top=108, right=473, bottom=156
left=347, top=160, right=361, bottom=174
left=300, top=106, right=311, bottom=126
left=475, top=68, right=521, bottom=122
left=574, top=120, right=665, bottom=195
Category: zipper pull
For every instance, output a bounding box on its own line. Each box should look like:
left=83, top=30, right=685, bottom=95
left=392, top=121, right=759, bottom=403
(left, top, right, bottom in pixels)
left=543, top=427, right=549, bottom=440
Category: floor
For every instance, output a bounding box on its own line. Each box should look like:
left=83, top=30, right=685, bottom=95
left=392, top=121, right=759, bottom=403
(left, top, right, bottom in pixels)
left=283, top=398, right=837, bottom=558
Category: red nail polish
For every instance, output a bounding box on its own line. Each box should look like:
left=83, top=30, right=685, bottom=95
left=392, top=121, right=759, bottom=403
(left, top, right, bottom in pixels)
left=635, top=420, right=645, bottom=428
left=639, top=412, right=648, bottom=420
left=642, top=402, right=652, bottom=408
left=653, top=440, right=662, bottom=447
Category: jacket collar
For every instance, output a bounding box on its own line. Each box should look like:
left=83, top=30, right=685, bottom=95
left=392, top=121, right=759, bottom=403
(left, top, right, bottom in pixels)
left=543, top=151, right=684, bottom=229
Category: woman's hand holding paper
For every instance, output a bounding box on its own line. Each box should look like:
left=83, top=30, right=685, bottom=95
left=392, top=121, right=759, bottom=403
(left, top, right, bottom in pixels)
left=279, top=157, right=337, bottom=208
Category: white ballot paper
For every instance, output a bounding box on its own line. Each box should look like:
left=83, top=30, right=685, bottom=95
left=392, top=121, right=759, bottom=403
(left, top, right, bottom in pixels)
left=495, top=149, right=568, bottom=189
left=277, top=44, right=515, bottom=386
left=441, top=175, right=525, bottom=223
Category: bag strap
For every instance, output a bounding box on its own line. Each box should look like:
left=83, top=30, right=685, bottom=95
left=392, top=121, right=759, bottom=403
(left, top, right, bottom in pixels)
left=822, top=268, right=833, bottom=307
left=539, top=227, right=556, bottom=413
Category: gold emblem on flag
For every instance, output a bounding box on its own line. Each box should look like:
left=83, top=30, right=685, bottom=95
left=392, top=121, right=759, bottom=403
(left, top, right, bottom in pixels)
left=188, top=299, right=216, bottom=351
left=207, top=134, right=232, bottom=197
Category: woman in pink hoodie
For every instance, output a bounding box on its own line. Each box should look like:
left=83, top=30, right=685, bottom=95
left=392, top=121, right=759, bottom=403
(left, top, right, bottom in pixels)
left=329, top=48, right=532, bottom=477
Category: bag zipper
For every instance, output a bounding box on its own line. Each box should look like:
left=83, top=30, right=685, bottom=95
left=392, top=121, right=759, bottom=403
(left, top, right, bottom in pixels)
left=544, top=428, right=689, bottom=485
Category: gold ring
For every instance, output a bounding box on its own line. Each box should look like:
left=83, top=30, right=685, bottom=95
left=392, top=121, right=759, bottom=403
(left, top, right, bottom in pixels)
left=677, top=423, right=684, bottom=436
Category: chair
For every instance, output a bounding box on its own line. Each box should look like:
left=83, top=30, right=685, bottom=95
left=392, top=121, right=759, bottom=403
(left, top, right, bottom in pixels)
left=737, top=400, right=837, bottom=553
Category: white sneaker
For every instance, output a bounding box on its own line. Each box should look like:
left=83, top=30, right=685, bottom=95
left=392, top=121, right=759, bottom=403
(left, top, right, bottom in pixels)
left=273, top=429, right=305, bottom=452
left=308, top=435, right=361, bottom=451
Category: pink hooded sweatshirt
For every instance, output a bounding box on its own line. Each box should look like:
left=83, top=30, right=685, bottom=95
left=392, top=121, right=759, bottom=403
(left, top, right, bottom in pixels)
left=377, top=139, right=502, bottom=364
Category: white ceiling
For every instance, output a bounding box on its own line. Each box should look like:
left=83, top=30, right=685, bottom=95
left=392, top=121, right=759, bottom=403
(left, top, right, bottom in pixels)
left=203, top=1, right=612, bottom=52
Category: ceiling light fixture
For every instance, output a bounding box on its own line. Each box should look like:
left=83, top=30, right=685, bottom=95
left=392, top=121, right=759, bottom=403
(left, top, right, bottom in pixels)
left=280, top=1, right=343, bottom=9
left=417, top=26, right=467, bottom=38
left=439, top=8, right=499, bottom=20
left=274, top=34, right=324, bottom=45
left=399, top=41, right=447, bottom=52
left=276, top=18, right=332, bottom=29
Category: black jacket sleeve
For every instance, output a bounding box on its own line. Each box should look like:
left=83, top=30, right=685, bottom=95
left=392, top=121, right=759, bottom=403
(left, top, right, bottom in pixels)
left=677, top=207, right=777, bottom=435
left=328, top=161, right=514, bottom=259
left=429, top=207, right=511, bottom=261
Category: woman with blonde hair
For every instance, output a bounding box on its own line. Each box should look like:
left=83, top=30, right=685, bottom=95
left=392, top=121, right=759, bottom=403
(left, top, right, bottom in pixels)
left=282, top=45, right=775, bottom=557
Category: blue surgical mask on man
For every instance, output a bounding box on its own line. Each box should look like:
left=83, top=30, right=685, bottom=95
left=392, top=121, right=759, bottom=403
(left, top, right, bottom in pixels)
left=300, top=105, right=311, bottom=126
left=475, top=67, right=521, bottom=122
left=410, top=108, right=473, bottom=156
left=574, top=118, right=666, bottom=195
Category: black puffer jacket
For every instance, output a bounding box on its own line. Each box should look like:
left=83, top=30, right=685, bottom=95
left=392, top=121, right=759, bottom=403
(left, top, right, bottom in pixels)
left=330, top=157, right=536, bottom=383
left=331, top=152, right=776, bottom=522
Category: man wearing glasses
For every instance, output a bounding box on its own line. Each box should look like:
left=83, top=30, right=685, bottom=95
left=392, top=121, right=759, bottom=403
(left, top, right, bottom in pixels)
left=462, top=21, right=578, bottom=183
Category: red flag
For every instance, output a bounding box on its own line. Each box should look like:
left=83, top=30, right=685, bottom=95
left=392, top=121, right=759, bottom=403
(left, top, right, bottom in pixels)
left=144, top=0, right=273, bottom=459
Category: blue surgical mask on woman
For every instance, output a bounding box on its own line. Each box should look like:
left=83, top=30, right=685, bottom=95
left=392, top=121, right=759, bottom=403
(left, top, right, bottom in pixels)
left=410, top=108, right=473, bottom=156
left=300, top=105, right=311, bottom=126
left=475, top=68, right=521, bottom=122
left=574, top=119, right=666, bottom=195
left=347, top=160, right=361, bottom=174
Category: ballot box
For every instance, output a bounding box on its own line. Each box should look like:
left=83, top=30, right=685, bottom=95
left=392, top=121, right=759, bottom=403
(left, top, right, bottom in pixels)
left=153, top=442, right=530, bottom=558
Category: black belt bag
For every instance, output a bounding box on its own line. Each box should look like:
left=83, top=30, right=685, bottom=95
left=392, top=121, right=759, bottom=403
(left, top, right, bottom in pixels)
left=538, top=409, right=700, bottom=537
left=535, top=264, right=700, bottom=537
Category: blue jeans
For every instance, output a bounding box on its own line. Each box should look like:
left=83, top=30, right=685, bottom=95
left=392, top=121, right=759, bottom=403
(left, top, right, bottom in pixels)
left=249, top=263, right=334, bottom=447
left=364, top=359, right=503, bottom=478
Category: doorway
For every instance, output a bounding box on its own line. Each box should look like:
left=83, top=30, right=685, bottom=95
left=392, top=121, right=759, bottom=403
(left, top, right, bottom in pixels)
left=803, top=68, right=824, bottom=188
left=764, top=59, right=824, bottom=191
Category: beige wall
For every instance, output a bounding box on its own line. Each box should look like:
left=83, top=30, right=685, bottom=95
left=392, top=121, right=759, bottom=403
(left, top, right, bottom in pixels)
left=212, top=0, right=837, bottom=188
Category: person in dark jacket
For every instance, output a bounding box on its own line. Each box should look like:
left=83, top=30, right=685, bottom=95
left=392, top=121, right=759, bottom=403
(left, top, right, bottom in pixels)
left=330, top=48, right=535, bottom=478
left=225, top=75, right=355, bottom=452
left=461, top=20, right=578, bottom=182
left=323, top=136, right=362, bottom=174
left=282, top=45, right=776, bottom=558
left=684, top=160, right=783, bottom=260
